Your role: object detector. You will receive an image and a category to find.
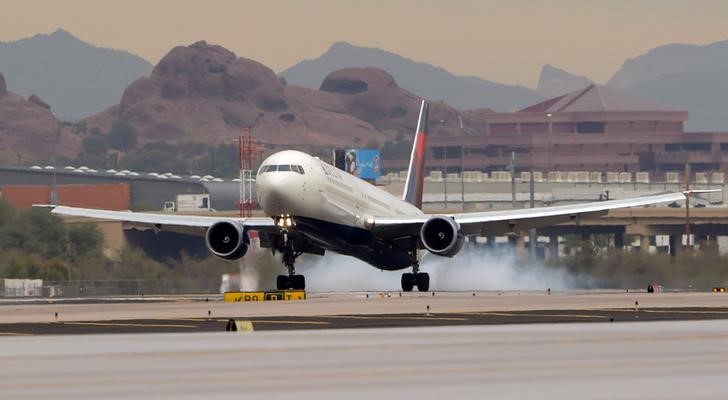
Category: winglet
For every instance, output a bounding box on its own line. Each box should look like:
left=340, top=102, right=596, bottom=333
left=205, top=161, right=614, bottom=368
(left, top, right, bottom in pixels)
left=402, top=100, right=429, bottom=209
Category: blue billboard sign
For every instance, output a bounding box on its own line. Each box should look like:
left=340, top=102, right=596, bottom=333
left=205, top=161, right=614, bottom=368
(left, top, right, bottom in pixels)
left=344, top=149, right=381, bottom=180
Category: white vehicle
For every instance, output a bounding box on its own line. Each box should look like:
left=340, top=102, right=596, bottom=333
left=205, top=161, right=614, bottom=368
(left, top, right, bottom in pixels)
left=43, top=166, right=55, bottom=170
left=128, top=172, right=140, bottom=176
left=64, top=166, right=75, bottom=170
left=30, top=166, right=42, bottom=170
left=41, top=101, right=710, bottom=292
left=106, top=169, right=118, bottom=174
left=163, top=194, right=212, bottom=212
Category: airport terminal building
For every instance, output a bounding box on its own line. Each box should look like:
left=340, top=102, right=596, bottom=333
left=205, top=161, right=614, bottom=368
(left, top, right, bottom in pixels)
left=384, top=84, right=728, bottom=178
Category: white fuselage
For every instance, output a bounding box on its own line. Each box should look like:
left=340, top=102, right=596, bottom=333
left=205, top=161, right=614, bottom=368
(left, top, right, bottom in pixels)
left=255, top=150, right=423, bottom=228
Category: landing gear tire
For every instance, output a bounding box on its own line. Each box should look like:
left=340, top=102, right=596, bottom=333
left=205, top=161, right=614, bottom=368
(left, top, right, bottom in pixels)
left=290, top=274, right=305, bottom=290
left=276, top=274, right=306, bottom=290
left=401, top=273, right=416, bottom=292
left=415, top=273, right=430, bottom=292
left=276, top=275, right=289, bottom=290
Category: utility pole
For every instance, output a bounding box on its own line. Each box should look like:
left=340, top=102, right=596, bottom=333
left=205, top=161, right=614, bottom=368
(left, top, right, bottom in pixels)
left=529, top=169, right=536, bottom=259
left=510, top=151, right=516, bottom=208
left=685, top=162, right=691, bottom=248
left=443, top=146, right=448, bottom=209
left=460, top=146, right=465, bottom=211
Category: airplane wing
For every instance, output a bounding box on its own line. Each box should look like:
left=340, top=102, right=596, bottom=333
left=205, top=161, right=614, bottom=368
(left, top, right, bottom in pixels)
left=37, top=205, right=277, bottom=235
left=371, top=190, right=717, bottom=238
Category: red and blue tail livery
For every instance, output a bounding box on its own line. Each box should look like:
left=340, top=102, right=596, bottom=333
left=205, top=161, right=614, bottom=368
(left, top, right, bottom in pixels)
left=402, top=100, right=429, bottom=209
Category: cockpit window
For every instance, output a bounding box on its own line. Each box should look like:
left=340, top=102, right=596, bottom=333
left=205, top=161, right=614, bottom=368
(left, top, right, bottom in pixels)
left=259, top=164, right=305, bottom=174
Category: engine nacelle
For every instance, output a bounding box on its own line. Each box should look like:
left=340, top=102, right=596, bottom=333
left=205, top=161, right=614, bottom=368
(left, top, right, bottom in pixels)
left=420, top=216, right=464, bottom=257
left=205, top=221, right=250, bottom=260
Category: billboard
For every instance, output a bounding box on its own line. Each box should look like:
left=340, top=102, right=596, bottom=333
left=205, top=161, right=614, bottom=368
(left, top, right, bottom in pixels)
left=344, top=149, right=381, bottom=180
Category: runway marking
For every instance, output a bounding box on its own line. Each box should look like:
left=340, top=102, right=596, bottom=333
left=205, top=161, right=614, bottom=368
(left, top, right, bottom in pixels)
left=641, top=309, right=728, bottom=315
left=595, top=308, right=728, bottom=315
left=61, top=322, right=197, bottom=329
left=0, top=332, right=32, bottom=336
left=320, top=315, right=469, bottom=321
left=464, top=311, right=608, bottom=319
left=251, top=320, right=330, bottom=325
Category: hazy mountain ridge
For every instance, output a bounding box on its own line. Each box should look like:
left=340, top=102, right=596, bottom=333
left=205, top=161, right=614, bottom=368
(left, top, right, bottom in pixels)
left=607, top=39, right=728, bottom=89
left=281, top=41, right=543, bottom=112
left=0, top=29, right=153, bottom=121
left=536, top=64, right=593, bottom=98
left=608, top=39, right=728, bottom=131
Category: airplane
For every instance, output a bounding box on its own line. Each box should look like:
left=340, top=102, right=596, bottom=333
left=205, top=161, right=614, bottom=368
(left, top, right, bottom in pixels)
left=41, top=100, right=712, bottom=292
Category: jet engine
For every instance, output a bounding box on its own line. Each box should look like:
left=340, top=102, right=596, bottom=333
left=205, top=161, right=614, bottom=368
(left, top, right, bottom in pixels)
left=205, top=221, right=249, bottom=260
left=420, top=216, right=464, bottom=257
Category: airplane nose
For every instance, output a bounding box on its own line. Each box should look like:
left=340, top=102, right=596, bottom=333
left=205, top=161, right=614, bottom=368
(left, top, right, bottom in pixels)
left=256, top=172, right=297, bottom=215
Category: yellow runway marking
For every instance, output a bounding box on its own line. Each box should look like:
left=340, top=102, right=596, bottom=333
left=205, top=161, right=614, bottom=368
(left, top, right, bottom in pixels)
left=62, top=322, right=197, bottom=329
left=0, top=332, right=32, bottom=336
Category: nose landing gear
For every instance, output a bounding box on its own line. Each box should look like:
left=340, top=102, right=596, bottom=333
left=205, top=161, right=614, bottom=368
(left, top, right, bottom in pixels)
left=401, top=258, right=430, bottom=292
left=276, top=232, right=305, bottom=290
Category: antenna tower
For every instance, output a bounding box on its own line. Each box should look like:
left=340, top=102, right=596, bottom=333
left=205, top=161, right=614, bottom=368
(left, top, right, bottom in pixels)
left=239, top=128, right=257, bottom=217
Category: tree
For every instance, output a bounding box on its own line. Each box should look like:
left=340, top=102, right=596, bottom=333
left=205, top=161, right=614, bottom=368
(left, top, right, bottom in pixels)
left=68, top=223, right=104, bottom=257
left=82, top=134, right=109, bottom=155
left=108, top=119, right=137, bottom=151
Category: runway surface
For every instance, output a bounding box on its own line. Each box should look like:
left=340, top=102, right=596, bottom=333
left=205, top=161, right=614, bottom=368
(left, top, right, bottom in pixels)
left=3, top=307, right=728, bottom=335
left=3, top=291, right=728, bottom=324
left=2, top=320, right=728, bottom=399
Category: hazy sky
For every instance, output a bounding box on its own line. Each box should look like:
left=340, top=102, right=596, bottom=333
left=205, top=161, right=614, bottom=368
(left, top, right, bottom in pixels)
left=2, top=0, right=728, bottom=87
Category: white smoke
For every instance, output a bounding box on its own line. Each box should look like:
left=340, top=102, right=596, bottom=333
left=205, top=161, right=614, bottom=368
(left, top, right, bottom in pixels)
left=238, top=244, right=592, bottom=292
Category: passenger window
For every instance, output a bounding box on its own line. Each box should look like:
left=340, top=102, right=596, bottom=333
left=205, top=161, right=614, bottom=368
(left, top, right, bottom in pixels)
left=278, top=165, right=291, bottom=172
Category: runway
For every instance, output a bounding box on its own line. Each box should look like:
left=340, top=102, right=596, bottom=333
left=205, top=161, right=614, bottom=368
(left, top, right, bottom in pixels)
left=2, top=320, right=728, bottom=399
left=4, top=307, right=728, bottom=335
left=3, top=290, right=728, bottom=324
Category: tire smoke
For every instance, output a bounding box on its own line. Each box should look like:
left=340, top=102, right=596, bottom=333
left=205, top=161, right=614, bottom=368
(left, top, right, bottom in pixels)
left=293, top=245, right=592, bottom=292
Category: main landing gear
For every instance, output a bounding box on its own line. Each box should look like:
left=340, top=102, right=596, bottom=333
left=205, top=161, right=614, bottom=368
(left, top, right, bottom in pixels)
left=276, top=232, right=305, bottom=291
left=401, top=251, right=429, bottom=292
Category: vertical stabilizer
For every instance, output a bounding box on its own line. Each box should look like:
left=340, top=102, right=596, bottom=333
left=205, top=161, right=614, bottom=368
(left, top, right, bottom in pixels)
left=402, top=100, right=429, bottom=209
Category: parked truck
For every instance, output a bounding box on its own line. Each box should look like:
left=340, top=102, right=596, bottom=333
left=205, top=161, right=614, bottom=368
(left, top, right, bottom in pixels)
left=163, top=194, right=212, bottom=212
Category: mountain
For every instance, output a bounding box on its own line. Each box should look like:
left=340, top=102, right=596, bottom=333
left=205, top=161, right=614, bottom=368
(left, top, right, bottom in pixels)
left=607, top=39, right=728, bottom=89
left=0, top=72, right=79, bottom=164
left=281, top=41, right=543, bottom=112
left=607, top=39, right=728, bottom=131
left=84, top=41, right=474, bottom=153
left=625, top=69, right=728, bottom=131
left=0, top=29, right=153, bottom=121
left=536, top=64, right=592, bottom=98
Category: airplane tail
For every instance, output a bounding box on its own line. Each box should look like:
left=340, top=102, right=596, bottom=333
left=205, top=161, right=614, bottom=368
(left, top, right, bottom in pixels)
left=402, top=100, right=429, bottom=209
